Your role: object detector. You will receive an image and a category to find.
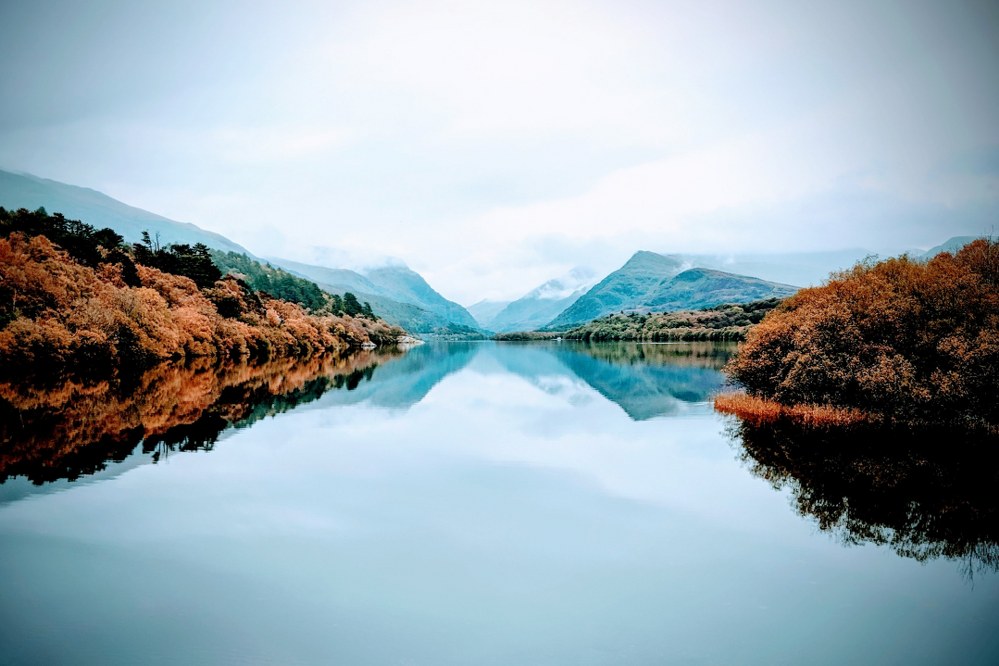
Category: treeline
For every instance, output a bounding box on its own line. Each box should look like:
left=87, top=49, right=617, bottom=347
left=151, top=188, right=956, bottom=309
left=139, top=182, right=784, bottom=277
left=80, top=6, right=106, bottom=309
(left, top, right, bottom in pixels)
left=209, top=249, right=376, bottom=319
left=492, top=331, right=564, bottom=341
left=563, top=298, right=784, bottom=342
left=724, top=240, right=998, bottom=427
left=0, top=207, right=405, bottom=380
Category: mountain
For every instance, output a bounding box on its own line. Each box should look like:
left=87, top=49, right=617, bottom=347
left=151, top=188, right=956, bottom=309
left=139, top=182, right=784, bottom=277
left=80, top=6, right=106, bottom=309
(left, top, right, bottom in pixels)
left=484, top=267, right=597, bottom=333
left=0, top=169, right=251, bottom=254
left=268, top=257, right=481, bottom=335
left=920, top=236, right=983, bottom=258
left=673, top=249, right=872, bottom=287
left=543, top=251, right=686, bottom=330
left=645, top=268, right=797, bottom=310
left=488, top=286, right=588, bottom=333
left=543, top=251, right=799, bottom=330
left=363, top=265, right=480, bottom=329
left=467, top=300, right=512, bottom=328
left=0, top=169, right=480, bottom=335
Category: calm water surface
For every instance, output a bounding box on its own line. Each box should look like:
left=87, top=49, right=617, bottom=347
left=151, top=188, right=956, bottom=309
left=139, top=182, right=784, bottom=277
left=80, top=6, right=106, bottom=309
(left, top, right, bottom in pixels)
left=1, top=341, right=997, bottom=665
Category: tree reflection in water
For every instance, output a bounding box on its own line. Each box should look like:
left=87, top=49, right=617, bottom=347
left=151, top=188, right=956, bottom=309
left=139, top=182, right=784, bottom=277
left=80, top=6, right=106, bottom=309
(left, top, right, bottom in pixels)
left=567, top=340, right=738, bottom=369
left=727, top=417, right=999, bottom=578
left=0, top=348, right=401, bottom=485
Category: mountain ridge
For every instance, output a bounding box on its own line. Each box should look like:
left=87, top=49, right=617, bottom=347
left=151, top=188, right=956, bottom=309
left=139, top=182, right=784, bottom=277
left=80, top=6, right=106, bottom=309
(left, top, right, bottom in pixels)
left=543, top=251, right=687, bottom=330
left=483, top=267, right=598, bottom=333
left=0, top=169, right=252, bottom=255
left=268, top=256, right=481, bottom=334
left=0, top=169, right=480, bottom=335
left=543, top=251, right=797, bottom=331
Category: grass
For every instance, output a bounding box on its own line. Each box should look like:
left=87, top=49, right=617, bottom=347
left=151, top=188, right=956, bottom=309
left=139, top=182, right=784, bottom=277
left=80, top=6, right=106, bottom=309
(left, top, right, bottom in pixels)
left=713, top=392, right=877, bottom=428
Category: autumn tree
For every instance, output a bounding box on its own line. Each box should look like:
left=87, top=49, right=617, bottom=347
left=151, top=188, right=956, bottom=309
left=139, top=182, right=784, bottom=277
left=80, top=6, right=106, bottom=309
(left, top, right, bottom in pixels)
left=725, top=240, right=998, bottom=426
left=0, top=209, right=407, bottom=378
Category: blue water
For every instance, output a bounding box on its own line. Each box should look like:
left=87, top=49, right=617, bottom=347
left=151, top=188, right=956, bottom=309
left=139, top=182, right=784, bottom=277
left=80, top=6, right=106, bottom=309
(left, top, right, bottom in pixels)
left=1, top=342, right=996, bottom=665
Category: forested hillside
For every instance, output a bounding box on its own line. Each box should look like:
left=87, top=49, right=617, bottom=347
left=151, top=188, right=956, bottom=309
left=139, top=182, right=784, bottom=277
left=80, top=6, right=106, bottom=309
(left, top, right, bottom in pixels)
left=0, top=207, right=404, bottom=380
left=565, top=299, right=784, bottom=341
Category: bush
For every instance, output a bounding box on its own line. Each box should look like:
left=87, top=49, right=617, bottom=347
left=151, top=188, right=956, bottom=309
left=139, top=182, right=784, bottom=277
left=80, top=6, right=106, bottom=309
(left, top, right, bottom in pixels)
left=726, top=240, right=998, bottom=425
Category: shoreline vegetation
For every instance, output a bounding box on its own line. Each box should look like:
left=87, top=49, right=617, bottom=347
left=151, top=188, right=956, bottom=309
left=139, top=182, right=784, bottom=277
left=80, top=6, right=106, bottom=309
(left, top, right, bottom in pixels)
left=491, top=299, right=783, bottom=342
left=717, top=239, right=998, bottom=429
left=563, top=298, right=783, bottom=342
left=0, top=207, right=407, bottom=380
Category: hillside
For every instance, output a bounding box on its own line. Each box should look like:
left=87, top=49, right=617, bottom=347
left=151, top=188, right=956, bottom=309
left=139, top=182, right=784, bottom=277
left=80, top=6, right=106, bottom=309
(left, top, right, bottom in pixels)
left=0, top=170, right=482, bottom=336
left=0, top=170, right=250, bottom=254
left=920, top=236, right=984, bottom=258
left=467, top=300, right=511, bottom=328
left=543, top=251, right=686, bottom=330
left=646, top=268, right=797, bottom=310
left=269, top=257, right=481, bottom=335
left=364, top=265, right=480, bottom=329
left=0, top=207, right=403, bottom=379
left=671, top=248, right=872, bottom=288
left=543, top=252, right=797, bottom=331
left=485, top=268, right=597, bottom=333
left=565, top=298, right=785, bottom=342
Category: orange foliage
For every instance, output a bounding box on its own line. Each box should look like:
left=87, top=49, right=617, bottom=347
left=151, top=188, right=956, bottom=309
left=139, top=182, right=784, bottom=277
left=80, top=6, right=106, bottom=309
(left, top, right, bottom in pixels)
left=725, top=240, right=999, bottom=426
left=714, top=392, right=875, bottom=428
left=0, top=232, right=405, bottom=378
left=0, top=350, right=400, bottom=483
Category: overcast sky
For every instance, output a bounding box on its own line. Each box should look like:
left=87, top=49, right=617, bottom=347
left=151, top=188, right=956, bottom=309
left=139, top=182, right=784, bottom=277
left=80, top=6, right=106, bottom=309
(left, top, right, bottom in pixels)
left=1, top=0, right=997, bottom=304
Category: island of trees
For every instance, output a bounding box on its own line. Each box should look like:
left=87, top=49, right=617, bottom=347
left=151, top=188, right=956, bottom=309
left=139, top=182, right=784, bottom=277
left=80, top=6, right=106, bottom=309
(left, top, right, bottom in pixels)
left=716, top=239, right=998, bottom=428
left=0, top=207, right=405, bottom=380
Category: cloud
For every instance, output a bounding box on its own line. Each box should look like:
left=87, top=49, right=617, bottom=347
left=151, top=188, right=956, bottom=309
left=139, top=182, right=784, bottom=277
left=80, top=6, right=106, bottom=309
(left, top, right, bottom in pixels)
left=209, top=126, right=351, bottom=164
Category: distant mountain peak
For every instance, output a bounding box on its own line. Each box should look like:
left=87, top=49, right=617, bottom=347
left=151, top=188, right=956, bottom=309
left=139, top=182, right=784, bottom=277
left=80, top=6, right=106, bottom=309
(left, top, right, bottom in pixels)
left=526, top=266, right=598, bottom=301
left=268, top=256, right=481, bottom=334
left=622, top=250, right=683, bottom=269
left=921, top=236, right=985, bottom=258
left=543, top=252, right=796, bottom=331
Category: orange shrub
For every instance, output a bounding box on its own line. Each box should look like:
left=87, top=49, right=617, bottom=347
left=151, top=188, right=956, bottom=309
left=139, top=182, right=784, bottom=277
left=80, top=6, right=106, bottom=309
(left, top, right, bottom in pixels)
left=725, top=240, right=998, bottom=426
left=0, top=231, right=406, bottom=378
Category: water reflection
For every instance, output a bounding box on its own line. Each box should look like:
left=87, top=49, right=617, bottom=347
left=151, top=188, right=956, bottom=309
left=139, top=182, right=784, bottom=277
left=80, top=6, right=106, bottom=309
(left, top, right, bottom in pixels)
left=499, top=341, right=736, bottom=419
left=0, top=349, right=401, bottom=487
left=727, top=417, right=999, bottom=576
left=308, top=341, right=481, bottom=410
left=0, top=341, right=735, bottom=489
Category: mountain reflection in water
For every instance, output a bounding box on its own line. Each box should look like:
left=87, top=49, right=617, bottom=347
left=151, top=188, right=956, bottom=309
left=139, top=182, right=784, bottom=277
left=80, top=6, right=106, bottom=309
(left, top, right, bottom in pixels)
left=0, top=341, right=733, bottom=490
left=543, top=341, right=737, bottom=419
left=727, top=417, right=999, bottom=576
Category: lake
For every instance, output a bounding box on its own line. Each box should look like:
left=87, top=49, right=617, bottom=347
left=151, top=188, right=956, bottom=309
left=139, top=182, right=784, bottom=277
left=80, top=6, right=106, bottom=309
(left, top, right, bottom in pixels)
left=1, top=341, right=997, bottom=665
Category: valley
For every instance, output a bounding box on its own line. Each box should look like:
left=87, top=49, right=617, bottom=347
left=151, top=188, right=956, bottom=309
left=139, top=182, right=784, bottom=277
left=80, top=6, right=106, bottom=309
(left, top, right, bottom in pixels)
left=2, top=169, right=973, bottom=341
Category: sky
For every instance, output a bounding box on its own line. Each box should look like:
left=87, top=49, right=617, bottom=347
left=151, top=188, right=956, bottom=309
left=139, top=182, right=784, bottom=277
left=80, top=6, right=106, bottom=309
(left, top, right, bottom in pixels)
left=1, top=0, right=997, bottom=304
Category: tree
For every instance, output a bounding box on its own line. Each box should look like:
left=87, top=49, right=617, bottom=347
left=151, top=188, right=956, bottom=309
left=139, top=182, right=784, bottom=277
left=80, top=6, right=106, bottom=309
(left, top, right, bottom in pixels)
left=132, top=233, right=222, bottom=288
left=342, top=292, right=363, bottom=317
